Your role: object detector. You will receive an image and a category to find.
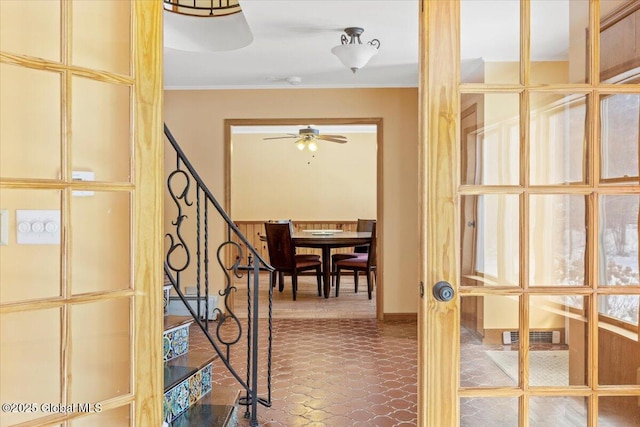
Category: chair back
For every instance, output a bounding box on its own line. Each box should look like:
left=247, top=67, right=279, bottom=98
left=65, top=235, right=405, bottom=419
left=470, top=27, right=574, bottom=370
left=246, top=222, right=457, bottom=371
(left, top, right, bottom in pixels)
left=264, top=222, right=296, bottom=270
left=367, top=222, right=377, bottom=268
left=267, top=219, right=292, bottom=224
left=354, top=219, right=376, bottom=253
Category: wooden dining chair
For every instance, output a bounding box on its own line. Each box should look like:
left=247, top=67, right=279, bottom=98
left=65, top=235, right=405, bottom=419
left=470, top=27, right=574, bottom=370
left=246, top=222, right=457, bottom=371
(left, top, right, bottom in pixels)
left=264, top=221, right=322, bottom=301
left=334, top=222, right=377, bottom=299
left=331, top=219, right=376, bottom=288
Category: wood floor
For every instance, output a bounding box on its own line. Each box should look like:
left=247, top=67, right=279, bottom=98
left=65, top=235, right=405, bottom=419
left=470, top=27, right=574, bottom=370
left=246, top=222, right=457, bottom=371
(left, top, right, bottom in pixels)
left=231, top=272, right=376, bottom=319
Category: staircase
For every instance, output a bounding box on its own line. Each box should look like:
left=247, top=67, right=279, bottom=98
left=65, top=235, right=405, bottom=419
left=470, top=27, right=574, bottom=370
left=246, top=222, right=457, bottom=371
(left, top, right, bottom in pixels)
left=162, top=313, right=240, bottom=426
left=163, top=124, right=274, bottom=427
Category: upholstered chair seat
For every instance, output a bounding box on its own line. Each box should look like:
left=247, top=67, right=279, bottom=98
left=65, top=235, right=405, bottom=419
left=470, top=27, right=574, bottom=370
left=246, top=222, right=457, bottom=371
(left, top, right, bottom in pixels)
left=334, top=222, right=377, bottom=299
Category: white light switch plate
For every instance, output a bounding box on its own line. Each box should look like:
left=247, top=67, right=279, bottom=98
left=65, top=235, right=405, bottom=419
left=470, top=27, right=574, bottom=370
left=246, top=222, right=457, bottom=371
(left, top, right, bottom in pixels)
left=0, top=210, right=7, bottom=245
left=16, top=210, right=61, bottom=245
left=72, top=170, right=95, bottom=197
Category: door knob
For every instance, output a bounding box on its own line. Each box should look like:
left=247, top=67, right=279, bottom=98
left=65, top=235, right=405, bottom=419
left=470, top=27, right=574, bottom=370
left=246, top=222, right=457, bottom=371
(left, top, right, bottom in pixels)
left=433, top=281, right=454, bottom=302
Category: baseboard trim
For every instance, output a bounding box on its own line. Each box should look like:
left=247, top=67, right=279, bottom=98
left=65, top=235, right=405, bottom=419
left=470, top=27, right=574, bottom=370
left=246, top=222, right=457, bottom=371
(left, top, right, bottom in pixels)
left=384, top=313, right=417, bottom=321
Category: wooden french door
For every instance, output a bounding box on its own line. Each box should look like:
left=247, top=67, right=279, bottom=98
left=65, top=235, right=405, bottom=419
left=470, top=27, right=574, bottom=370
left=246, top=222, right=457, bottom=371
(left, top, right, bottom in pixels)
left=419, top=0, right=640, bottom=426
left=0, top=1, right=163, bottom=425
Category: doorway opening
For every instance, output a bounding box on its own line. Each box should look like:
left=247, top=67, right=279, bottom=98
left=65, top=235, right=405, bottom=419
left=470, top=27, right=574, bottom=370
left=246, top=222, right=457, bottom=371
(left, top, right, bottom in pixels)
left=225, top=118, right=383, bottom=319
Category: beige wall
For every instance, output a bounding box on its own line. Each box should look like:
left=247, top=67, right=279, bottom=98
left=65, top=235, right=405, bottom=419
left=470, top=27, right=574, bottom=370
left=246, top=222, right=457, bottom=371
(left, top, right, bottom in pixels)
left=231, top=131, right=377, bottom=220
left=483, top=296, right=566, bottom=330
left=164, top=88, right=419, bottom=315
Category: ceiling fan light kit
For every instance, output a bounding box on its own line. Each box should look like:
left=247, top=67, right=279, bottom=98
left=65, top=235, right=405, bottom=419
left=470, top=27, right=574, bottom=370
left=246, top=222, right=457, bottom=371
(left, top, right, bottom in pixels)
left=331, top=27, right=380, bottom=73
left=263, top=126, right=347, bottom=151
left=297, top=140, right=318, bottom=152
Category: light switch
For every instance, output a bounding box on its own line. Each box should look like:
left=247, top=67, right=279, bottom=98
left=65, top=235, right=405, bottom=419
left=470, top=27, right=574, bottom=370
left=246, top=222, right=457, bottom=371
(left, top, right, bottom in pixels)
left=0, top=210, right=7, bottom=245
left=16, top=210, right=61, bottom=245
left=72, top=170, right=95, bottom=197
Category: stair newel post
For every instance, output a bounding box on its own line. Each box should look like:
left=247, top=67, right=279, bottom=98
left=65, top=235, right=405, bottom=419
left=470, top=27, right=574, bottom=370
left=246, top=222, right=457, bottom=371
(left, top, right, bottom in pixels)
left=204, top=200, right=210, bottom=331
left=249, top=260, right=261, bottom=426
left=196, top=187, right=202, bottom=323
left=243, top=256, right=252, bottom=420
left=266, top=266, right=274, bottom=405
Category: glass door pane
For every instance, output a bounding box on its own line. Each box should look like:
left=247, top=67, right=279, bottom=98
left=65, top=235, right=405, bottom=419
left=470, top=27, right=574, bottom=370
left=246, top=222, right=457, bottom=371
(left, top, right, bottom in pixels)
left=529, top=195, right=587, bottom=287
left=461, top=0, right=520, bottom=84
left=600, top=1, right=640, bottom=84
left=460, top=295, right=520, bottom=388
left=0, top=0, right=61, bottom=62
left=72, top=0, right=131, bottom=75
left=461, top=93, right=520, bottom=186
left=530, top=0, right=589, bottom=84
left=530, top=93, right=587, bottom=185
left=529, top=295, right=588, bottom=388
left=599, top=396, right=640, bottom=426
left=0, top=65, right=61, bottom=180
left=460, top=195, right=520, bottom=287
left=600, top=94, right=639, bottom=182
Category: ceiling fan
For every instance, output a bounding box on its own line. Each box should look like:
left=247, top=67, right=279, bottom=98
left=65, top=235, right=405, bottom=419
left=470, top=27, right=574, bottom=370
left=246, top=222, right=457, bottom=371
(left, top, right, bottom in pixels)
left=263, top=126, right=347, bottom=151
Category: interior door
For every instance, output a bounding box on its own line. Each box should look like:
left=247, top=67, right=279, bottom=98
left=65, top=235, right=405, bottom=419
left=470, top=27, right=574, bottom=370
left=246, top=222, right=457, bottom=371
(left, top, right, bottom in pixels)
left=419, top=0, right=640, bottom=425
left=0, top=1, right=163, bottom=425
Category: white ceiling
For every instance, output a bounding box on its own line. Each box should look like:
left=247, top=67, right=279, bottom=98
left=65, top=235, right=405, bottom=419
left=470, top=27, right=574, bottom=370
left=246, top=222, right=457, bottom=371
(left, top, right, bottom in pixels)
left=232, top=124, right=377, bottom=134
left=164, top=0, right=420, bottom=90
left=163, top=0, right=576, bottom=90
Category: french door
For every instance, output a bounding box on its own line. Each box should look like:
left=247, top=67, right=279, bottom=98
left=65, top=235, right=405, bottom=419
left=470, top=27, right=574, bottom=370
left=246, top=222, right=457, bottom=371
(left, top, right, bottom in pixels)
left=0, top=1, right=163, bottom=425
left=419, top=0, right=640, bottom=425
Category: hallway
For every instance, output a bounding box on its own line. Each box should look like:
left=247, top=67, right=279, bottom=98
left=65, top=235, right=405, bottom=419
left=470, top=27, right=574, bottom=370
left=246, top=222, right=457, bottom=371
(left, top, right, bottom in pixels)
left=202, top=318, right=418, bottom=426
left=190, top=274, right=417, bottom=426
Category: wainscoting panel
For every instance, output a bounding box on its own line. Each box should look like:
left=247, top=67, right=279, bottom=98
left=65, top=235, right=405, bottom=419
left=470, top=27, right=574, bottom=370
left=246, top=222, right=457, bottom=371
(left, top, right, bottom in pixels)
left=233, top=220, right=358, bottom=263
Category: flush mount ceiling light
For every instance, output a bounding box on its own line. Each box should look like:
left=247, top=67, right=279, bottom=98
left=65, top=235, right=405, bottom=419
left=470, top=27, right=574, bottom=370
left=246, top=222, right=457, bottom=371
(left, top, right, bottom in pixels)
left=163, top=0, right=253, bottom=52
left=331, top=27, right=381, bottom=73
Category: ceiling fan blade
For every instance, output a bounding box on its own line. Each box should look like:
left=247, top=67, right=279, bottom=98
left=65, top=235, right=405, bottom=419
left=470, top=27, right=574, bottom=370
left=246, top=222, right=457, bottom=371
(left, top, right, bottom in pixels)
left=318, top=136, right=348, bottom=143
left=320, top=134, right=347, bottom=139
left=263, top=135, right=298, bottom=140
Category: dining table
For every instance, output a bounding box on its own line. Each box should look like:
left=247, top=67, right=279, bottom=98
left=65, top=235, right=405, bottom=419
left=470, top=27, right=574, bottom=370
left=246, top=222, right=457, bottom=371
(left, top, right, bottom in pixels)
left=292, top=230, right=372, bottom=298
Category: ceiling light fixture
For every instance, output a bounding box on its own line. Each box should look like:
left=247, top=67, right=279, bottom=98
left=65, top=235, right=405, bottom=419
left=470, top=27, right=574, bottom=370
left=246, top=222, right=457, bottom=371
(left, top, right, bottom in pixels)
left=163, top=0, right=253, bottom=52
left=297, top=137, right=318, bottom=152
left=331, top=27, right=380, bottom=73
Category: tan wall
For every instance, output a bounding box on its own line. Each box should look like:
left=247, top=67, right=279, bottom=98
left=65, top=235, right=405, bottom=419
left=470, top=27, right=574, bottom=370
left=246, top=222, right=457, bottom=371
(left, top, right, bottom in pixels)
left=483, top=296, right=566, bottom=330
left=231, top=132, right=377, bottom=220
left=164, top=88, right=419, bottom=315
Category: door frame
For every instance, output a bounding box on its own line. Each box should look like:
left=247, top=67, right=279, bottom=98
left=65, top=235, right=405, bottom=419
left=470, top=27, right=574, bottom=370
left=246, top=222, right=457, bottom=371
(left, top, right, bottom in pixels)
left=224, top=117, right=385, bottom=320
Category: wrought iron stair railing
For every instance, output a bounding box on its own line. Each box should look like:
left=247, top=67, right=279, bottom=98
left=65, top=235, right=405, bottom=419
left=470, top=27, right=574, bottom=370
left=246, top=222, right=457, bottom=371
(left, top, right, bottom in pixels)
left=164, top=123, right=274, bottom=426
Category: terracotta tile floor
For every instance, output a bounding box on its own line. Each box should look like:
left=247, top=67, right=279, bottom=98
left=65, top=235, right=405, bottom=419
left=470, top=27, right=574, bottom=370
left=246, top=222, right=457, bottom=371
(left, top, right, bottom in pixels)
left=191, top=318, right=417, bottom=427
left=186, top=274, right=640, bottom=426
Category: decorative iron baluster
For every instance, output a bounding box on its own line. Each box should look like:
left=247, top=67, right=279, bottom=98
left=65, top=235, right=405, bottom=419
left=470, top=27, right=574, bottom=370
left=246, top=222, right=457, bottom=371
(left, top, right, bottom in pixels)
left=164, top=123, right=273, bottom=426
left=165, top=169, right=191, bottom=275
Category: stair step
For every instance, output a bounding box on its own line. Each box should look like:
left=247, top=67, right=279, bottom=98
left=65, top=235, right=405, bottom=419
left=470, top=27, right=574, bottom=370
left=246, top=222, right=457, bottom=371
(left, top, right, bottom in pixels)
left=170, top=385, right=241, bottom=427
left=164, top=350, right=217, bottom=423
left=164, top=350, right=217, bottom=392
left=164, top=316, right=194, bottom=362
left=164, top=315, right=193, bottom=332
